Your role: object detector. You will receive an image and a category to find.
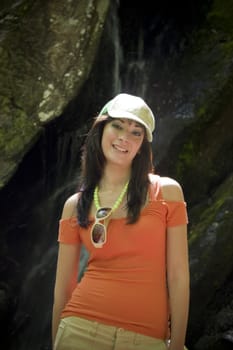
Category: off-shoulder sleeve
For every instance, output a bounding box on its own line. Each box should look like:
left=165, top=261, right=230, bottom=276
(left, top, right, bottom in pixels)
left=58, top=217, right=81, bottom=244
left=166, top=201, right=188, bottom=227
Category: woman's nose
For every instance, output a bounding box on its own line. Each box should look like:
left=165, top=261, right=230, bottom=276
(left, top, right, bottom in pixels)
left=118, top=130, right=129, bottom=142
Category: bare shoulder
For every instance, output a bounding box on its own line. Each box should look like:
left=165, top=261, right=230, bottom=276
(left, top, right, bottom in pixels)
left=160, top=176, right=184, bottom=201
left=61, top=193, right=80, bottom=219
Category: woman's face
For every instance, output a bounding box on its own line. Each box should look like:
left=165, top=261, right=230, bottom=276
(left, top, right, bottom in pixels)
left=101, top=118, right=145, bottom=168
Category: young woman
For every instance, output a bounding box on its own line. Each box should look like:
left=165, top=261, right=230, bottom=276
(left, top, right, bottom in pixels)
left=52, top=93, right=190, bottom=350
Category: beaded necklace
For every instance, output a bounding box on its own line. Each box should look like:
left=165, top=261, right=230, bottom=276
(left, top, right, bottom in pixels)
left=94, top=181, right=129, bottom=211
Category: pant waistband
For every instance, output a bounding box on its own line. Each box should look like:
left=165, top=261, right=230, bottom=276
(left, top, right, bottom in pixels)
left=62, top=316, right=165, bottom=345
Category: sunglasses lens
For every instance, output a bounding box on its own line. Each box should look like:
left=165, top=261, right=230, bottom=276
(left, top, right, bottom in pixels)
left=91, top=207, right=111, bottom=247
left=96, top=207, right=112, bottom=219
left=92, top=224, right=106, bottom=244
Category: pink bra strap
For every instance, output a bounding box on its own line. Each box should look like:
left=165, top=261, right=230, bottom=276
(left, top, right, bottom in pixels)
left=148, top=174, right=163, bottom=201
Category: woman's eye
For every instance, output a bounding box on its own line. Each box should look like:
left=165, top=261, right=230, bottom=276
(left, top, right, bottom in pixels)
left=112, top=123, right=122, bottom=130
left=132, top=130, right=143, bottom=137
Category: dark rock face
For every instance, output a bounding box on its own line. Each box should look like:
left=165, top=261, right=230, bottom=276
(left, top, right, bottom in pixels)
left=187, top=174, right=233, bottom=349
left=0, top=0, right=110, bottom=188
left=0, top=0, right=233, bottom=349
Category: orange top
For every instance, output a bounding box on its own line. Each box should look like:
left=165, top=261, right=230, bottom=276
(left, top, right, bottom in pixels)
left=58, top=174, right=188, bottom=339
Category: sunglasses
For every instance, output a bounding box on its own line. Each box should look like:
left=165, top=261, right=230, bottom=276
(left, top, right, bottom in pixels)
left=90, top=207, right=112, bottom=248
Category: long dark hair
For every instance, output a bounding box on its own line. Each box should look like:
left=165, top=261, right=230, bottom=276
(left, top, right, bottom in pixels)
left=77, top=115, right=154, bottom=227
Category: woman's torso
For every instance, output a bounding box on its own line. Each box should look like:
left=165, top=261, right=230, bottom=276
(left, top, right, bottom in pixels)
left=59, top=174, right=187, bottom=339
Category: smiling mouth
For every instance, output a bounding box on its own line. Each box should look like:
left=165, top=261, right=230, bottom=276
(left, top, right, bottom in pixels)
left=113, top=144, right=128, bottom=153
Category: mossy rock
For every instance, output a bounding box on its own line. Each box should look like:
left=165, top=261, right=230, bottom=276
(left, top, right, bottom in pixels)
left=187, top=173, right=233, bottom=347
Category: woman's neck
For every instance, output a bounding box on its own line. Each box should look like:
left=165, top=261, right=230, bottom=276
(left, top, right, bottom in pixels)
left=99, top=165, right=131, bottom=191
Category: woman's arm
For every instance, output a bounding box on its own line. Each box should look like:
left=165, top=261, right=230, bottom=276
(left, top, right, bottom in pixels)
left=52, top=195, right=81, bottom=345
left=161, top=178, right=190, bottom=350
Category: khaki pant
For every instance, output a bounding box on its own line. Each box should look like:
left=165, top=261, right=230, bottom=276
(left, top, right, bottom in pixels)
left=54, top=316, right=168, bottom=350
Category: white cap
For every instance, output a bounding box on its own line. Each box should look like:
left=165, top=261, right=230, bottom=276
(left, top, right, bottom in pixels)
left=98, top=93, right=155, bottom=142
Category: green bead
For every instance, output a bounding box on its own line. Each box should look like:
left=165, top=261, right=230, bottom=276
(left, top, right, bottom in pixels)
left=94, top=181, right=129, bottom=212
